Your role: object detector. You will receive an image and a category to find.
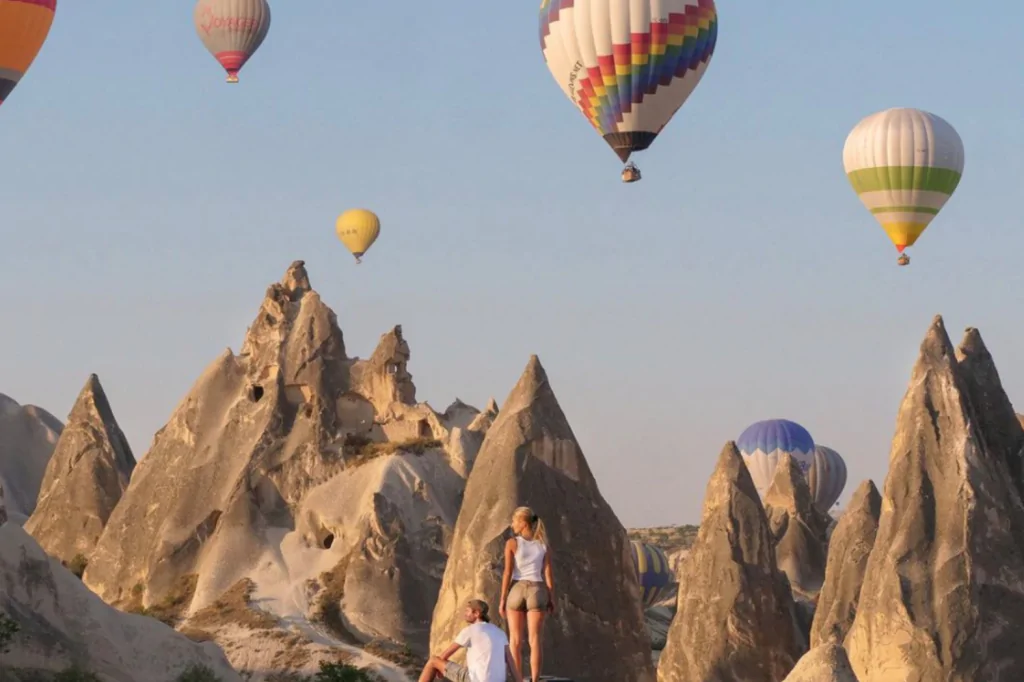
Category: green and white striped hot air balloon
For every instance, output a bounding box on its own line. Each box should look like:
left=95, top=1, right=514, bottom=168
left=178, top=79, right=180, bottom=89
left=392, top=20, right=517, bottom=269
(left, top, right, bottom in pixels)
left=842, top=108, right=964, bottom=266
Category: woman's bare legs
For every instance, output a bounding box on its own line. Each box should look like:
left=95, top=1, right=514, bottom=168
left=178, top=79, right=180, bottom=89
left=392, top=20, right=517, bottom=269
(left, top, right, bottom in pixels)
left=527, top=610, right=546, bottom=682
left=507, top=608, right=526, bottom=680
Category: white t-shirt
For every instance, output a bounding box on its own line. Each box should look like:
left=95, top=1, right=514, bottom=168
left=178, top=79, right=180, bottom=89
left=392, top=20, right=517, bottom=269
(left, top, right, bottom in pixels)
left=454, top=622, right=509, bottom=682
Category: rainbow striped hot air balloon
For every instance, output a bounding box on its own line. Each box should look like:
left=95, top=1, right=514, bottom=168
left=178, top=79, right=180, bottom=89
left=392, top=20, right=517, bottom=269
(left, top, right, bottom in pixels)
left=737, top=419, right=815, bottom=498
left=538, top=0, right=718, bottom=181
left=843, top=108, right=964, bottom=266
left=194, top=0, right=271, bottom=84
left=629, top=540, right=673, bottom=609
left=0, top=0, right=56, bottom=108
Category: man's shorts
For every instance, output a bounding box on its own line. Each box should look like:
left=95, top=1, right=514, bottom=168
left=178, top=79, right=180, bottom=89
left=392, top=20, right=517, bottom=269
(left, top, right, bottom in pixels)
left=442, top=661, right=469, bottom=682
left=507, top=580, right=550, bottom=612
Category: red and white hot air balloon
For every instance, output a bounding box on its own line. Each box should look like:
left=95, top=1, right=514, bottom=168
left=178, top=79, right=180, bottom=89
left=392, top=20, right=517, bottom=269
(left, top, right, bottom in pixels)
left=193, top=0, right=270, bottom=84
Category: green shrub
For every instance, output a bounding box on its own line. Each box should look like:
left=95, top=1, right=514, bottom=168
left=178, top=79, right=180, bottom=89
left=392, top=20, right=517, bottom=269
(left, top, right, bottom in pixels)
left=0, top=612, right=19, bottom=654
left=175, top=663, right=222, bottom=682
left=53, top=666, right=101, bottom=682
left=313, top=661, right=374, bottom=682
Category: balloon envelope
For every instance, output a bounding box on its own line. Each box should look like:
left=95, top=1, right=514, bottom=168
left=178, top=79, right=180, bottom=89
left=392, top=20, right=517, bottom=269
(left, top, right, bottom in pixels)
left=807, top=445, right=847, bottom=513
left=0, top=0, right=57, bottom=107
left=538, top=0, right=718, bottom=163
left=335, top=209, right=381, bottom=263
left=842, top=107, right=964, bottom=254
left=194, top=0, right=271, bottom=83
left=630, top=540, right=673, bottom=609
left=737, top=419, right=815, bottom=496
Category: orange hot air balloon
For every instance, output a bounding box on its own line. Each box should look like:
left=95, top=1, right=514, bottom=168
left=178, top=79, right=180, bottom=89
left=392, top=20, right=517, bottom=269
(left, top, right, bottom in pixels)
left=0, top=0, right=57, bottom=108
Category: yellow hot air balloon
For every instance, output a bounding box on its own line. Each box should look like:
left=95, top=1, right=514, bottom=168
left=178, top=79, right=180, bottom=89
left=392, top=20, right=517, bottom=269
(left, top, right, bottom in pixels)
left=335, top=209, right=380, bottom=264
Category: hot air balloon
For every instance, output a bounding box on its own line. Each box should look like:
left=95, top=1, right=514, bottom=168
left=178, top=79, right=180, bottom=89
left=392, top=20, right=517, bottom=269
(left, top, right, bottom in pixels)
left=335, top=209, right=380, bottom=264
left=737, top=419, right=815, bottom=497
left=629, top=540, right=673, bottom=609
left=194, top=0, right=271, bottom=84
left=538, top=0, right=718, bottom=183
left=0, top=0, right=57, bottom=108
left=807, top=445, right=847, bottom=513
left=842, top=108, right=964, bottom=266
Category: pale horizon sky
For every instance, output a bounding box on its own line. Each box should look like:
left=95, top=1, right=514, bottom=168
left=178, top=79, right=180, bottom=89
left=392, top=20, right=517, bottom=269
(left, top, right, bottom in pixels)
left=2, top=1, right=1023, bottom=528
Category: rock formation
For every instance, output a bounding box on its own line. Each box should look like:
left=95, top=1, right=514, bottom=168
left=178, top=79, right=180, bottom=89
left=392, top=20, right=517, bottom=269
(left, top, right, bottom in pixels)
left=429, top=355, right=656, bottom=682
left=955, top=327, right=1024, bottom=500
left=0, top=394, right=62, bottom=523
left=658, top=443, right=803, bottom=682
left=810, top=480, right=880, bottom=648
left=0, top=521, right=241, bottom=682
left=782, top=640, right=859, bottom=682
left=762, top=453, right=830, bottom=600
left=24, top=374, right=136, bottom=567
left=845, top=316, right=1024, bottom=681
left=79, top=262, right=487, bottom=672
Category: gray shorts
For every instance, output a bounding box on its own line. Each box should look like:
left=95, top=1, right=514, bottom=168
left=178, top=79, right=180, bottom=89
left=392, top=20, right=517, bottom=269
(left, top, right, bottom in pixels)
left=443, top=661, right=469, bottom=682
left=508, top=580, right=550, bottom=612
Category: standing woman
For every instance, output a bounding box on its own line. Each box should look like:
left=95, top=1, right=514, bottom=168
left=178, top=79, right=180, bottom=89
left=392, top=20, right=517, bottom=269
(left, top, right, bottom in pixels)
left=499, top=506, right=555, bottom=682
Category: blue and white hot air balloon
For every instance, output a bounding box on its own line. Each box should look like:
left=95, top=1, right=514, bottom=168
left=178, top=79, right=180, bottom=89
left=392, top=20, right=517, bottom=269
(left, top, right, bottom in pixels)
left=629, top=540, right=674, bottom=609
left=737, top=419, right=815, bottom=496
left=807, top=445, right=848, bottom=512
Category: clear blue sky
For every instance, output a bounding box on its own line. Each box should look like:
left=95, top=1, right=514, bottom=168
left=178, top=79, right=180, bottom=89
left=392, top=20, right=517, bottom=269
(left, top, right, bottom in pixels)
left=2, top=1, right=1023, bottom=527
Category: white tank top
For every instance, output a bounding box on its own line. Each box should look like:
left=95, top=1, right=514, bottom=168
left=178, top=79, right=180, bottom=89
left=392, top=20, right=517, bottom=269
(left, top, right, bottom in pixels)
left=511, top=535, right=546, bottom=582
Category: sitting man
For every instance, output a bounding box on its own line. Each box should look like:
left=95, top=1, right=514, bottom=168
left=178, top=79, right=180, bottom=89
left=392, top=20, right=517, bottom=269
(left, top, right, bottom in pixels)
left=418, top=599, right=523, bottom=682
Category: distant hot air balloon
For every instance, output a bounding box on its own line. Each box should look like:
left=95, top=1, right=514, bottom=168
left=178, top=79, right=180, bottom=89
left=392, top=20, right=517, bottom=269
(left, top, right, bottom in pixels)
left=807, top=445, right=847, bottom=513
left=737, top=419, right=815, bottom=497
left=629, top=540, right=673, bottom=609
left=194, top=0, right=271, bottom=84
left=843, top=108, right=964, bottom=266
left=0, top=0, right=57, bottom=108
left=335, top=209, right=380, bottom=264
left=538, top=0, right=718, bottom=182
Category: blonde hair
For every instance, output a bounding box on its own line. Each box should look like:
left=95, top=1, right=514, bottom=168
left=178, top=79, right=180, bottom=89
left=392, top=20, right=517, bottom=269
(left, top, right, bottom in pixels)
left=513, top=506, right=547, bottom=546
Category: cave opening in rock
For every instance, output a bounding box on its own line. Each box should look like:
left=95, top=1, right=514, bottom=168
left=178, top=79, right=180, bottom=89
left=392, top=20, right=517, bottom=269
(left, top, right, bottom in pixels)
left=251, top=385, right=264, bottom=402
left=323, top=533, right=334, bottom=549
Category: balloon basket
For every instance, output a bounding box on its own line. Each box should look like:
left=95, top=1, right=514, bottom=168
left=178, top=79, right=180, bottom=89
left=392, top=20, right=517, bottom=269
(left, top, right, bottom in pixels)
left=897, top=254, right=910, bottom=266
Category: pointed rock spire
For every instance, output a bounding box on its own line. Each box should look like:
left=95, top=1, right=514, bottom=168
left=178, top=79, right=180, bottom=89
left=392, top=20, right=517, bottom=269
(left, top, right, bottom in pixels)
left=486, top=397, right=499, bottom=414
left=658, top=443, right=804, bottom=682
left=351, top=325, right=416, bottom=415
left=763, top=453, right=830, bottom=601
left=810, top=479, right=881, bottom=648
left=846, top=315, right=1024, bottom=680
left=955, top=326, right=1024, bottom=500
left=24, top=374, right=135, bottom=567
left=0, top=394, right=63, bottom=522
left=430, top=355, right=654, bottom=682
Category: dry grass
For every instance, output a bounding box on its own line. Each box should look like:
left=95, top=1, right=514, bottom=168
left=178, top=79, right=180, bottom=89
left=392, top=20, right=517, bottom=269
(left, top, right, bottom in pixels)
left=179, top=626, right=216, bottom=643
left=125, top=574, right=198, bottom=627
left=342, top=436, right=442, bottom=467
left=363, top=640, right=426, bottom=675
left=309, top=555, right=362, bottom=645
left=189, top=578, right=279, bottom=631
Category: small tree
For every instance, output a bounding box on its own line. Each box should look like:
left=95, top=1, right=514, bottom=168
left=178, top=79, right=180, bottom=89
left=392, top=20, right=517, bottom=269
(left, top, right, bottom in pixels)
left=0, top=612, right=20, bottom=654
left=68, top=554, right=89, bottom=579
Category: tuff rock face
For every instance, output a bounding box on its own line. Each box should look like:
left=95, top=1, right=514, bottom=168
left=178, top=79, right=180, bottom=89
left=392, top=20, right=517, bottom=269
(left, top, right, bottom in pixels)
left=657, top=442, right=804, bottom=682
left=782, top=641, right=860, bottom=682
left=810, top=479, right=881, bottom=648
left=24, top=374, right=136, bottom=566
left=955, top=327, right=1024, bottom=501
left=80, top=262, right=488, bottom=666
left=762, top=453, right=831, bottom=600
left=429, top=355, right=656, bottom=682
left=0, top=394, right=63, bottom=523
left=0, top=522, right=241, bottom=682
left=845, top=316, right=1024, bottom=681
